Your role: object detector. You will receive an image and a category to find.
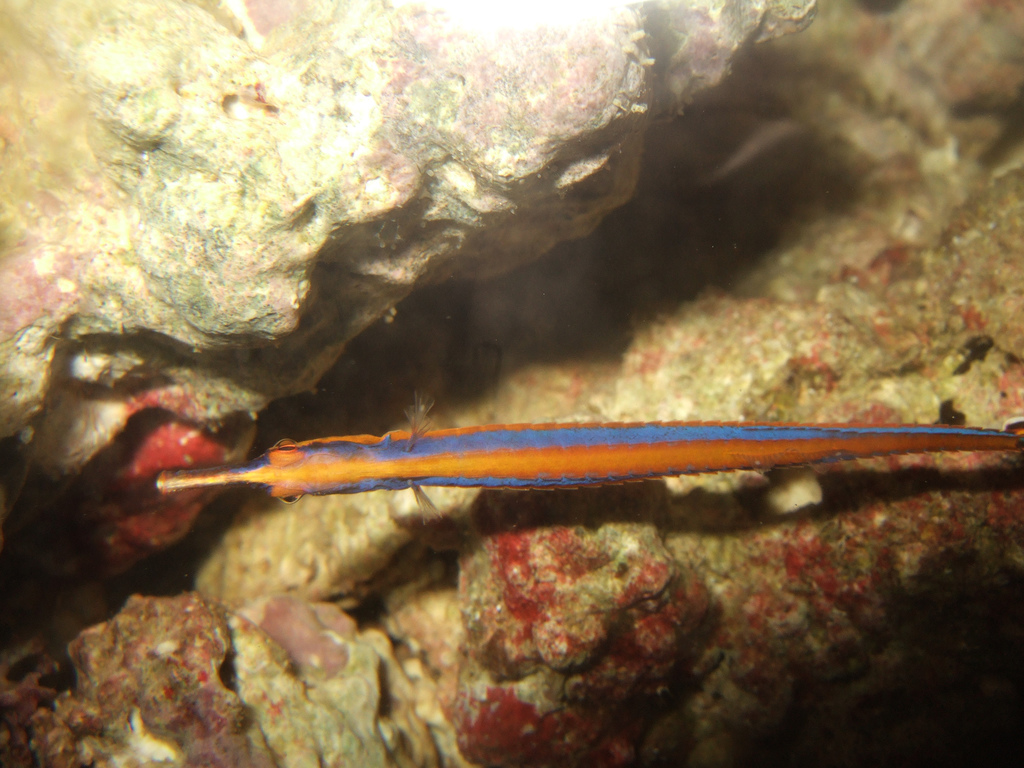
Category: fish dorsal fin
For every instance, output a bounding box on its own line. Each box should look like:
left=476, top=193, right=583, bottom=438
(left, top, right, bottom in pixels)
left=404, top=392, right=434, bottom=451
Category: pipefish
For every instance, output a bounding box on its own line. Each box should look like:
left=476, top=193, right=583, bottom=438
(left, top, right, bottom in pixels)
left=157, top=399, right=1024, bottom=506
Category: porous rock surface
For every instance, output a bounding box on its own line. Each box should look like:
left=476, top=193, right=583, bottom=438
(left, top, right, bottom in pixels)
left=32, top=592, right=441, bottom=768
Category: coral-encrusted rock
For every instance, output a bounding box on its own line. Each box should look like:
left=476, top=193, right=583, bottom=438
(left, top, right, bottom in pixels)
left=852, top=0, right=1024, bottom=151
left=0, top=642, right=59, bottom=768
left=656, top=0, right=815, bottom=110
left=46, top=593, right=274, bottom=767
left=453, top=491, right=710, bottom=766
left=383, top=567, right=475, bottom=768
left=654, top=481, right=1024, bottom=765
left=461, top=519, right=691, bottom=677
left=37, top=593, right=445, bottom=768
left=233, top=595, right=440, bottom=768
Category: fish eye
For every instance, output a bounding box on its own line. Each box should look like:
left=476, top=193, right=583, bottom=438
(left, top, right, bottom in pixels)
left=1002, top=418, right=1024, bottom=435
left=267, top=439, right=303, bottom=467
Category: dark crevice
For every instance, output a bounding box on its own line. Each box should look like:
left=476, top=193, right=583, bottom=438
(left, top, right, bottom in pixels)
left=218, top=646, right=238, bottom=693
left=953, top=335, right=995, bottom=375
left=938, top=399, right=967, bottom=426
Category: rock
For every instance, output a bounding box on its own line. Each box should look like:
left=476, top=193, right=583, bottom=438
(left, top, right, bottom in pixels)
left=42, top=593, right=275, bottom=767
left=34, top=592, right=444, bottom=768
left=195, top=489, right=416, bottom=604
left=453, top=490, right=710, bottom=767
left=233, top=594, right=440, bottom=768
left=0, top=641, right=59, bottom=768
